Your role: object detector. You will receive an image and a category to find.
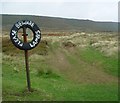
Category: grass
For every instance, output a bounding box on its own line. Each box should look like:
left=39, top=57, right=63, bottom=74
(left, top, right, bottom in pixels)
left=2, top=36, right=118, bottom=101
left=2, top=37, right=48, bottom=56
left=2, top=63, right=118, bottom=101
left=78, top=46, right=118, bottom=77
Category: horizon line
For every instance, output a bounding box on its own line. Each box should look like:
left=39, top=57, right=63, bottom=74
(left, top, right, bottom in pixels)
left=1, top=13, right=118, bottom=23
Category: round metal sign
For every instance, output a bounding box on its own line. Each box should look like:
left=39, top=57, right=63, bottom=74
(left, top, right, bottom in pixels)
left=10, top=20, right=41, bottom=50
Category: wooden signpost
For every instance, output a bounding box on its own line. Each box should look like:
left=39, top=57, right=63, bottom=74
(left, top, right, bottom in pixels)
left=10, top=20, right=41, bottom=91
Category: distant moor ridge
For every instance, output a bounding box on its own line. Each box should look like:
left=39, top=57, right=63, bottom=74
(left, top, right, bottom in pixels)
left=1, top=14, right=118, bottom=32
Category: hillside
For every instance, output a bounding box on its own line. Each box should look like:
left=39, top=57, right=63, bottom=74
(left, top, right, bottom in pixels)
left=2, top=32, right=118, bottom=101
left=1, top=14, right=118, bottom=32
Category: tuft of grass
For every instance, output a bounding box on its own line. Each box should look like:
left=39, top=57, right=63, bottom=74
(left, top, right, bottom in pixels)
left=36, top=68, right=60, bottom=79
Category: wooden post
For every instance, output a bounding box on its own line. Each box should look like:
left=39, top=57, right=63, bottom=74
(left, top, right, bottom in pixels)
left=23, top=27, right=31, bottom=92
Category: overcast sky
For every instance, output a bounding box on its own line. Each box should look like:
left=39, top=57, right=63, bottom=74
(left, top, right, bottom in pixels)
left=1, top=0, right=119, bottom=22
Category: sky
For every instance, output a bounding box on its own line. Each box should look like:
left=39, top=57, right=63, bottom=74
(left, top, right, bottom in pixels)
left=1, top=0, right=119, bottom=22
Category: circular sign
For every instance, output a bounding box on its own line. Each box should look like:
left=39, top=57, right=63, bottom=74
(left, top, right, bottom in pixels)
left=10, top=20, right=41, bottom=50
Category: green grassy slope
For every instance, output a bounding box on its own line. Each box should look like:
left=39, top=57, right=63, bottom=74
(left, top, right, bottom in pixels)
left=2, top=37, right=118, bottom=101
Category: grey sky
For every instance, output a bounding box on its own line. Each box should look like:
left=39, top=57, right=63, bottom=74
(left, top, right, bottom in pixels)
left=1, top=0, right=119, bottom=22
